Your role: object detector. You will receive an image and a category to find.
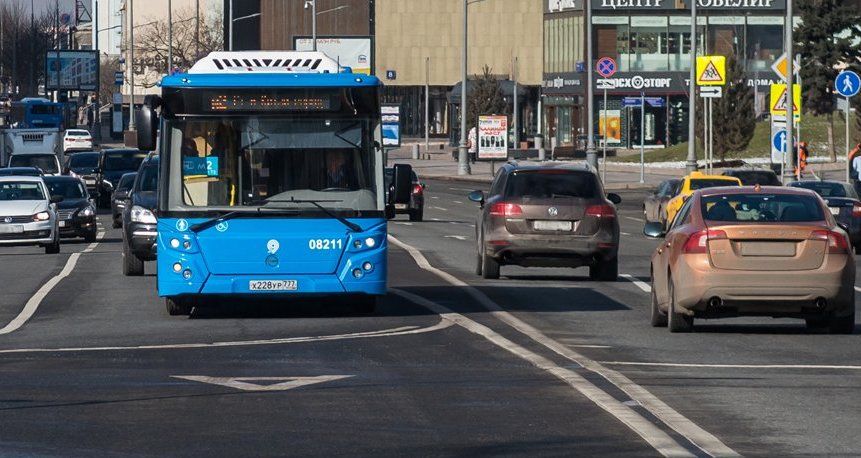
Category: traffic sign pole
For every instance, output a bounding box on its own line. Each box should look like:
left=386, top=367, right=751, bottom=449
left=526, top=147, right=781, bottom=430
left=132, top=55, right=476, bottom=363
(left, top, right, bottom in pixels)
left=602, top=87, right=608, bottom=183
left=847, top=94, right=851, bottom=183
left=835, top=70, right=860, bottom=182
left=596, top=57, right=617, bottom=183
left=640, top=91, right=645, bottom=184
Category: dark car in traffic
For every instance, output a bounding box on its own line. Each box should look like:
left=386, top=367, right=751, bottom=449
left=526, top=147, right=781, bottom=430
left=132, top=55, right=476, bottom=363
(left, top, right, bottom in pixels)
left=64, top=151, right=101, bottom=193
left=122, top=155, right=158, bottom=276
left=643, top=178, right=680, bottom=226
left=97, top=149, right=148, bottom=208
left=384, top=167, right=425, bottom=221
left=722, top=168, right=781, bottom=186
left=788, top=180, right=861, bottom=253
left=111, top=172, right=137, bottom=228
left=0, top=167, right=44, bottom=177
left=468, top=162, right=621, bottom=280
left=43, top=176, right=97, bottom=243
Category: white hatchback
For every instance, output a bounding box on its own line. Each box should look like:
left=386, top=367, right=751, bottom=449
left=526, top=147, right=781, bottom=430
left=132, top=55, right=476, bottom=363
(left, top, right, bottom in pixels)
left=0, top=176, right=61, bottom=253
left=63, top=129, right=93, bottom=152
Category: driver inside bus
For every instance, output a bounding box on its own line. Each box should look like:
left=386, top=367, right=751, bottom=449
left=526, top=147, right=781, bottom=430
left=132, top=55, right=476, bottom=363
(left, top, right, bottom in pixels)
left=325, top=152, right=353, bottom=189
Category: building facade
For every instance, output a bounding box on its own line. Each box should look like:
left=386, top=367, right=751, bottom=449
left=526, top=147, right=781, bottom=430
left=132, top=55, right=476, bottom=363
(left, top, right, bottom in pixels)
left=375, top=0, right=543, bottom=142
left=542, top=0, right=587, bottom=151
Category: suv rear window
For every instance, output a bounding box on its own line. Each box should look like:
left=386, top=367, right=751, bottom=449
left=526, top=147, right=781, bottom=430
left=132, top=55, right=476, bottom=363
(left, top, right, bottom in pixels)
left=702, top=194, right=825, bottom=223
left=69, top=154, right=99, bottom=168
left=689, top=179, right=739, bottom=190
left=505, top=170, right=598, bottom=199
left=791, top=182, right=857, bottom=199
left=9, top=154, right=58, bottom=174
left=729, top=171, right=780, bottom=186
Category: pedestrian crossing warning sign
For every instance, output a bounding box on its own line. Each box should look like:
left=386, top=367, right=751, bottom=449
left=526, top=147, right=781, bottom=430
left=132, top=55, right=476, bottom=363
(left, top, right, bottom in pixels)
left=696, top=56, right=726, bottom=86
left=770, top=83, right=802, bottom=120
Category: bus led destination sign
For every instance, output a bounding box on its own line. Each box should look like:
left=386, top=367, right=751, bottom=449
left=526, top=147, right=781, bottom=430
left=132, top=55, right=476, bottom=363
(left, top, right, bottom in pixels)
left=207, top=94, right=333, bottom=112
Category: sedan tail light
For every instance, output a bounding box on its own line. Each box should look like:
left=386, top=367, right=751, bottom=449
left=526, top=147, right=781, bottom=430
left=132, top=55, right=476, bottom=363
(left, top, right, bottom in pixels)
left=682, top=229, right=727, bottom=254
left=489, top=202, right=522, bottom=217
left=412, top=184, right=423, bottom=196
left=852, top=203, right=861, bottom=218
left=585, top=204, right=616, bottom=219
left=809, top=229, right=849, bottom=254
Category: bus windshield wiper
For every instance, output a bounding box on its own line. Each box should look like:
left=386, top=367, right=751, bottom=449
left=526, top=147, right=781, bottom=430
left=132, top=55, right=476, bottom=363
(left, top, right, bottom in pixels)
left=255, top=197, right=363, bottom=233
left=189, top=207, right=298, bottom=233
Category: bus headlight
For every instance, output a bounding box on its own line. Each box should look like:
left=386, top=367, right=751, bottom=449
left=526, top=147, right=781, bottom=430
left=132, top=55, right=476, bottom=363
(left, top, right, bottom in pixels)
left=170, top=238, right=180, bottom=249
left=365, top=237, right=376, bottom=248
left=130, top=205, right=157, bottom=224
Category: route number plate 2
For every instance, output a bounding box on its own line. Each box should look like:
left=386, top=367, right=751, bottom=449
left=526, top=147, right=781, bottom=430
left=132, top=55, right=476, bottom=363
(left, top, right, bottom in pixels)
left=249, top=280, right=298, bottom=291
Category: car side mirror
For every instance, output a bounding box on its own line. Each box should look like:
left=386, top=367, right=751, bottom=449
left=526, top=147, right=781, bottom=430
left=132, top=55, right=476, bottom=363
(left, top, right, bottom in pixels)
left=468, top=190, right=485, bottom=205
left=643, top=221, right=666, bottom=239
left=50, top=194, right=64, bottom=204
left=136, top=95, right=161, bottom=151
left=837, top=221, right=850, bottom=233
left=385, top=204, right=396, bottom=220
left=607, top=193, right=622, bottom=205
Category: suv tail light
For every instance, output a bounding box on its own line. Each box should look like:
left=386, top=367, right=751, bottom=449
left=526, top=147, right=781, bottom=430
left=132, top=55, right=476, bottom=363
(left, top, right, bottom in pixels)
left=585, top=204, right=616, bottom=219
left=852, top=203, right=861, bottom=218
left=809, top=229, right=849, bottom=254
left=490, top=202, right=522, bottom=217
left=412, top=184, right=423, bottom=195
left=682, top=229, right=727, bottom=254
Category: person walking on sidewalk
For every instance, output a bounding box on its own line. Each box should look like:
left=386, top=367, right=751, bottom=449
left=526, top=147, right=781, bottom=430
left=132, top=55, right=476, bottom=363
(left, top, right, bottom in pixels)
left=468, top=126, right=477, bottom=163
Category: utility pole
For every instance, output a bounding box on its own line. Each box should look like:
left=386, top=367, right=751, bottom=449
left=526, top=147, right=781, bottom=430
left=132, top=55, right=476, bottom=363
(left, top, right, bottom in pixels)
left=228, top=0, right=233, bottom=51
left=585, top=0, right=597, bottom=170
left=0, top=4, right=4, bottom=94
left=30, top=0, right=35, bottom=96
left=685, top=0, right=698, bottom=173
left=167, top=0, right=172, bottom=75
left=457, top=0, right=470, bottom=175
left=93, top=0, right=101, bottom=141
left=425, top=56, right=430, bottom=158
left=785, top=0, right=794, bottom=181
left=55, top=0, right=60, bottom=102
left=311, top=0, right=317, bottom=51
left=128, top=0, right=135, bottom=131
left=195, top=0, right=200, bottom=59
left=512, top=56, right=518, bottom=150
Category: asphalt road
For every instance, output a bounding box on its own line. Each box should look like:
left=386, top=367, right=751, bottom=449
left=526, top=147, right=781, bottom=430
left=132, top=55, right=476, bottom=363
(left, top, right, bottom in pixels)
left=0, top=179, right=858, bottom=456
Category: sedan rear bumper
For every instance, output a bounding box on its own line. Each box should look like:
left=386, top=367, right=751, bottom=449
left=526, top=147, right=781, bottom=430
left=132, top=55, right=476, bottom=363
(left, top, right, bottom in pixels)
left=673, top=254, right=855, bottom=317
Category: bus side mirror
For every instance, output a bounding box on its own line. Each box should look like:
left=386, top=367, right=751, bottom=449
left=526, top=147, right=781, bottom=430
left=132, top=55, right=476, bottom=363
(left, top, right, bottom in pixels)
left=136, top=95, right=161, bottom=151
left=392, top=163, right=412, bottom=205
left=385, top=204, right=396, bottom=220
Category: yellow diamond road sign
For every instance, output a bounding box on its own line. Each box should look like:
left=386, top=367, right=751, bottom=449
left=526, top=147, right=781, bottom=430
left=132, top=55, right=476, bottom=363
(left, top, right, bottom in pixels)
left=696, top=56, right=726, bottom=86
left=770, top=83, right=802, bottom=120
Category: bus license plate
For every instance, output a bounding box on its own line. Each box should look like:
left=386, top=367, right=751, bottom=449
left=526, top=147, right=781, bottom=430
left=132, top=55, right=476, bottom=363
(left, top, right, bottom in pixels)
left=249, top=280, right=298, bottom=291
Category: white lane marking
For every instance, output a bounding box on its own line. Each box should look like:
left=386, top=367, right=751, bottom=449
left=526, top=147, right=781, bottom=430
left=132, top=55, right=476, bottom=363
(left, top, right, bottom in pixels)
left=390, top=289, right=691, bottom=458
left=431, top=206, right=448, bottom=211
left=621, top=274, right=651, bottom=293
left=172, top=375, right=353, bottom=392
left=0, top=321, right=453, bottom=354
left=625, top=216, right=645, bottom=223
left=621, top=232, right=632, bottom=236
left=453, top=200, right=464, bottom=204
left=443, top=235, right=468, bottom=241
left=430, top=196, right=440, bottom=199
left=389, top=235, right=737, bottom=457
left=0, top=231, right=105, bottom=336
left=448, top=187, right=475, bottom=192
left=394, top=222, right=414, bottom=226
left=854, top=286, right=861, bottom=293
left=602, top=361, right=861, bottom=371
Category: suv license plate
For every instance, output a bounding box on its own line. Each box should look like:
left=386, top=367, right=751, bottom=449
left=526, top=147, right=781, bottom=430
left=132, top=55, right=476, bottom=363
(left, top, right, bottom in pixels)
left=533, top=220, right=573, bottom=231
left=249, top=280, right=298, bottom=291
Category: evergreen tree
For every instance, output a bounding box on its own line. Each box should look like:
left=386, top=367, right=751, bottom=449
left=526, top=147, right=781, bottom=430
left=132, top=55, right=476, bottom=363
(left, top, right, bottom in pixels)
left=712, top=55, right=756, bottom=160
left=796, top=0, right=861, bottom=160
left=465, top=65, right=509, bottom=133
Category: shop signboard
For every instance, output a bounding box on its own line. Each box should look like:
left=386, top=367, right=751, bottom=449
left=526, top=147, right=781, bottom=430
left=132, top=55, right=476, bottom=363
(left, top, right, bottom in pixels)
left=546, top=0, right=583, bottom=12
left=599, top=110, right=622, bottom=144
left=542, top=73, right=584, bottom=94
left=591, top=0, right=785, bottom=10
left=477, top=115, right=509, bottom=160
left=592, top=72, right=687, bottom=93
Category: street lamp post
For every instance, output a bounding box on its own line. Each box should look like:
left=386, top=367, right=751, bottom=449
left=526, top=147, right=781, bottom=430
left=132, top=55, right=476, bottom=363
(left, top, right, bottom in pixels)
left=305, top=1, right=317, bottom=51
left=457, top=0, right=470, bottom=175
left=685, top=0, right=698, bottom=173
left=92, top=0, right=101, bottom=141
left=228, top=0, right=233, bottom=51
left=167, top=0, right=172, bottom=75
left=585, top=0, right=597, bottom=170
left=128, top=0, right=135, bottom=131
left=785, top=0, right=795, bottom=181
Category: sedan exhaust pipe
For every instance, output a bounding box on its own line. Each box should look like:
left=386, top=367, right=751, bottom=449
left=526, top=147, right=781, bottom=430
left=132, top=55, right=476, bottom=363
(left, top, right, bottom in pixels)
left=708, top=297, right=723, bottom=309
left=815, top=298, right=827, bottom=310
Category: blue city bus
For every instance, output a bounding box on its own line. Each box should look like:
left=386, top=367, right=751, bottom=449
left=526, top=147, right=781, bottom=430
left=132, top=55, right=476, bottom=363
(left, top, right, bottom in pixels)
left=135, top=52, right=413, bottom=315
left=11, top=98, right=64, bottom=129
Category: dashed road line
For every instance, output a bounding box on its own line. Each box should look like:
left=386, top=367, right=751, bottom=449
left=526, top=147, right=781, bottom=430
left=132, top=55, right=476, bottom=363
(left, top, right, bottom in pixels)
left=431, top=206, right=449, bottom=211
left=621, top=274, right=651, bottom=293
left=601, top=361, right=861, bottom=371
left=389, top=235, right=738, bottom=458
left=443, top=235, right=468, bottom=241
left=624, top=216, right=645, bottom=223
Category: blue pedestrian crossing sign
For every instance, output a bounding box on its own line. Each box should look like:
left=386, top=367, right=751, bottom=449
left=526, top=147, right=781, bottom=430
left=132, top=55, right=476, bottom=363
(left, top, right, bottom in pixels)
left=835, top=71, right=860, bottom=98
left=772, top=130, right=788, bottom=153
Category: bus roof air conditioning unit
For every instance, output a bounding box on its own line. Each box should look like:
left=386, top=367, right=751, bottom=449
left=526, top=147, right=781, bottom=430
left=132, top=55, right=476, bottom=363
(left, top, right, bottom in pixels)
left=189, top=51, right=342, bottom=74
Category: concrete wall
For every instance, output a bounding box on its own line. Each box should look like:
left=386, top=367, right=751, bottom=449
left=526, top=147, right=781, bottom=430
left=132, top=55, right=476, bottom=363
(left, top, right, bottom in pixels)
left=375, top=0, right=543, bottom=86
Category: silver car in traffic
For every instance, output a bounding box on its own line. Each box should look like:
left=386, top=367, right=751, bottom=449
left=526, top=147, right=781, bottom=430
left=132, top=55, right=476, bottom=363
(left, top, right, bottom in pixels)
left=0, top=176, right=62, bottom=253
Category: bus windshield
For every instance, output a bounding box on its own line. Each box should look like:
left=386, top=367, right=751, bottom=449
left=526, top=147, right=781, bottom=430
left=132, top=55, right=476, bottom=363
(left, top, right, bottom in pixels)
left=164, top=116, right=379, bottom=213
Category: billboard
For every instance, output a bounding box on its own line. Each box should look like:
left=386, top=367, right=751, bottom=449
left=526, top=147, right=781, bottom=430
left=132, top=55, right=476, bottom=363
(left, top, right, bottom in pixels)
left=477, top=115, right=509, bottom=160
left=381, top=104, right=401, bottom=147
left=294, top=37, right=373, bottom=75
left=46, top=51, right=99, bottom=91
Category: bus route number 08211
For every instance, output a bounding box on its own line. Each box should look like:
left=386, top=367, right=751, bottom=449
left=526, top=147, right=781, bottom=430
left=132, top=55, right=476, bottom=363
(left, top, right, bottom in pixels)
left=309, top=239, right=343, bottom=250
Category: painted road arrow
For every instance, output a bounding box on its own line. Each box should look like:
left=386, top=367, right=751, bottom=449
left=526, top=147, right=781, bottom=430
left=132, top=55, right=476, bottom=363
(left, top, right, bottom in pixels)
left=172, top=375, right=353, bottom=392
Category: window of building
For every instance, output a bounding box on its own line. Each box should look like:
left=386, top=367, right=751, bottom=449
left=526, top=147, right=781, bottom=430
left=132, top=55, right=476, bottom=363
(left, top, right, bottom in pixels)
left=667, top=16, right=705, bottom=72
left=593, top=16, right=629, bottom=71
left=629, top=17, right=669, bottom=72
left=708, top=16, right=745, bottom=57
left=746, top=17, right=783, bottom=71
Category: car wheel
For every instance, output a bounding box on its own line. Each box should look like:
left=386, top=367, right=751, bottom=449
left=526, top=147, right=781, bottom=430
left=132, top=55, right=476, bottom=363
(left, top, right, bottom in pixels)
left=355, top=295, right=377, bottom=314
left=650, top=276, right=667, bottom=327
left=481, top=250, right=500, bottom=280
left=474, top=249, right=483, bottom=276
left=166, top=297, right=192, bottom=316
left=112, top=218, right=121, bottom=229
left=589, top=257, right=618, bottom=281
left=409, top=208, right=424, bottom=222
left=855, top=244, right=861, bottom=255
left=828, top=303, right=856, bottom=334
left=84, top=231, right=97, bottom=243
left=667, top=277, right=693, bottom=333
left=122, top=240, right=144, bottom=276
left=44, top=237, right=60, bottom=254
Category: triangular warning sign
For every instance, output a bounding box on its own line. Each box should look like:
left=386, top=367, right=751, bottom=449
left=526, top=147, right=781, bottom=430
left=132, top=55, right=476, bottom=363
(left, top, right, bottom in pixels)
left=699, top=61, right=723, bottom=82
left=172, top=375, right=353, bottom=392
left=772, top=89, right=800, bottom=113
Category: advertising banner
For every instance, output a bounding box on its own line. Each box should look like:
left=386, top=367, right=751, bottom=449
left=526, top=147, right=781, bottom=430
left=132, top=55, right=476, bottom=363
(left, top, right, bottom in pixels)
left=46, top=51, right=99, bottom=91
left=599, top=110, right=622, bottom=144
left=477, top=115, right=509, bottom=160
left=295, top=37, right=373, bottom=75
left=381, top=104, right=401, bottom=147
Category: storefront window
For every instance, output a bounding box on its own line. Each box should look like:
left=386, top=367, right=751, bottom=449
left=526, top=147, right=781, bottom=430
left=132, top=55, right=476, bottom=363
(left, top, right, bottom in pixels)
left=629, top=17, right=668, bottom=72
left=593, top=16, right=629, bottom=71
left=707, top=17, right=744, bottom=56
left=746, top=18, right=783, bottom=71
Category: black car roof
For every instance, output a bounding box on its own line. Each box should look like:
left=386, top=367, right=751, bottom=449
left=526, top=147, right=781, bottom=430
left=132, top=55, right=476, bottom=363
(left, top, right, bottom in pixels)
left=42, top=175, right=82, bottom=182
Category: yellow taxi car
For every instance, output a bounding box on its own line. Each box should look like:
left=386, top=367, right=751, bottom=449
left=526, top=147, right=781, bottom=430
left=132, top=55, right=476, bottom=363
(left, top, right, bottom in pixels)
left=663, top=172, right=742, bottom=227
